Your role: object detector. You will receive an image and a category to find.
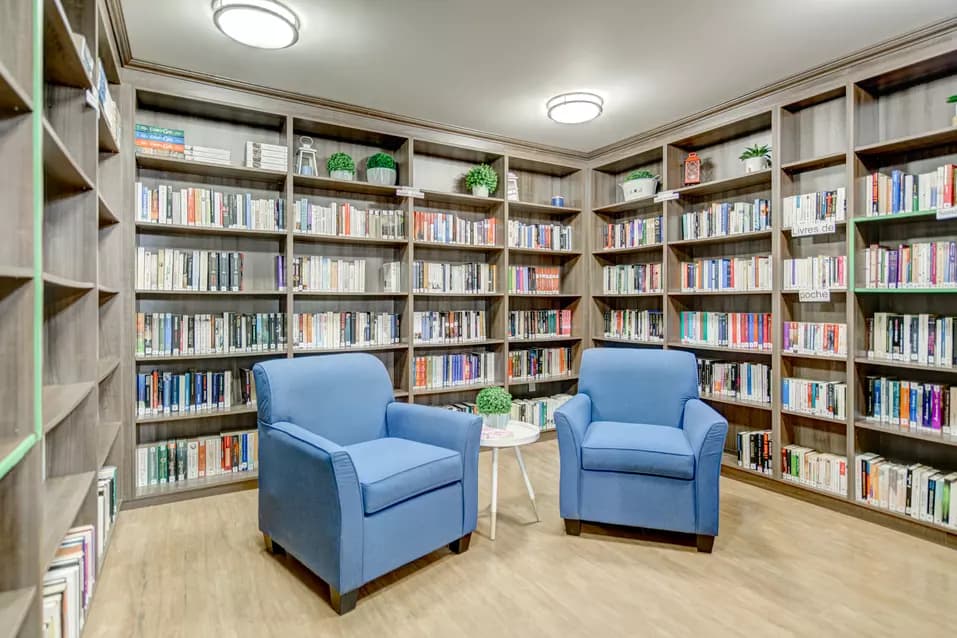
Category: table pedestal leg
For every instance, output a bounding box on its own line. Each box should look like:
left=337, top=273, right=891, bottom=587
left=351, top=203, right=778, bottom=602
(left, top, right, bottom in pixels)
left=490, top=448, right=499, bottom=540
left=514, top=446, right=539, bottom=521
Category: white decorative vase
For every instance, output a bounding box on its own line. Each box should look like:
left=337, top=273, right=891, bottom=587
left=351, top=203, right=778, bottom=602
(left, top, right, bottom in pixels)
left=471, top=185, right=490, bottom=198
left=367, top=167, right=397, bottom=185
left=743, top=157, right=769, bottom=173
left=484, top=413, right=508, bottom=429
left=620, top=177, right=658, bottom=201
left=331, top=170, right=354, bottom=181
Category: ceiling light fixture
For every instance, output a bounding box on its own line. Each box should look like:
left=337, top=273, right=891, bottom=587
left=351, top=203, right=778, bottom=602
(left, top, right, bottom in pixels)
left=212, top=0, right=300, bottom=50
left=546, top=92, right=604, bottom=124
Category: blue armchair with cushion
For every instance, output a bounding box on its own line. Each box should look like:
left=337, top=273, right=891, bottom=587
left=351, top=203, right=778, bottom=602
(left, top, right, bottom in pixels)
left=253, top=353, right=482, bottom=614
left=555, top=348, right=729, bottom=552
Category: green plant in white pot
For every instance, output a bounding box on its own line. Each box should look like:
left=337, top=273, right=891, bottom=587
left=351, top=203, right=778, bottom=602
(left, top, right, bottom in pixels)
left=739, top=144, right=771, bottom=173
left=476, top=386, right=511, bottom=429
left=620, top=169, right=659, bottom=201
left=465, top=164, right=498, bottom=198
left=327, top=152, right=355, bottom=181
left=366, top=152, right=397, bottom=186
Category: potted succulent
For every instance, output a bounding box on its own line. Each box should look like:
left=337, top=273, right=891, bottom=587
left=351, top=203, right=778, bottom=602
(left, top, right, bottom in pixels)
left=739, top=144, right=771, bottom=173
left=465, top=164, right=498, bottom=198
left=949, top=95, right=957, bottom=127
left=620, top=169, right=659, bottom=201
left=366, top=152, right=397, bottom=186
left=327, top=152, right=355, bottom=181
left=476, top=386, right=511, bottom=429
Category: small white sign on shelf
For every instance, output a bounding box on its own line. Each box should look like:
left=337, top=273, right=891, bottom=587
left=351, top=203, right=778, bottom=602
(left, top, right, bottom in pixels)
left=396, top=187, right=425, bottom=199
left=654, top=190, right=679, bottom=203
left=936, top=206, right=957, bottom=220
left=799, top=289, right=831, bottom=303
left=791, top=220, right=836, bottom=237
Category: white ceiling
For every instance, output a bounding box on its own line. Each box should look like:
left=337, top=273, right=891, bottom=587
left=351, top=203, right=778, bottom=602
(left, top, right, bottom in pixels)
left=121, top=0, right=957, bottom=153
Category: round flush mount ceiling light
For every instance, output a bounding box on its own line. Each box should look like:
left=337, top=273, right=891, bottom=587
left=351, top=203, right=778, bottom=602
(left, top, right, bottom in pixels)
left=546, top=92, right=604, bottom=124
left=212, top=0, right=300, bottom=50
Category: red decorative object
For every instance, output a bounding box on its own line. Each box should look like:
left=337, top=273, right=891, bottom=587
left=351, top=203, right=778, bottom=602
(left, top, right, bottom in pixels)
left=683, top=152, right=702, bottom=186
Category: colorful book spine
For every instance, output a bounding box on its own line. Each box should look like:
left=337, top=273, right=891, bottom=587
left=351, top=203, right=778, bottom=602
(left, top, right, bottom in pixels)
left=507, top=347, right=573, bottom=381
left=412, top=261, right=497, bottom=294
left=507, top=266, right=561, bottom=294
left=601, top=263, right=662, bottom=294
left=698, top=359, right=770, bottom=404
left=602, top=310, right=663, bottom=343
left=782, top=377, right=846, bottom=419
left=136, top=312, right=286, bottom=357
left=782, top=188, right=846, bottom=227
left=291, top=256, right=366, bottom=292
left=293, top=312, right=400, bottom=349
left=602, top=215, right=662, bottom=249
left=782, top=321, right=847, bottom=356
left=679, top=255, right=772, bottom=292
left=680, top=200, right=771, bottom=240
left=297, top=200, right=405, bottom=238
left=864, top=241, right=957, bottom=288
left=863, top=376, right=955, bottom=434
left=781, top=446, right=847, bottom=495
left=864, top=313, right=956, bottom=368
left=413, top=210, right=497, bottom=246
left=135, top=431, right=258, bottom=488
left=736, top=430, right=773, bottom=475
left=413, top=352, right=497, bottom=389
left=508, top=309, right=572, bottom=339
left=414, top=310, right=487, bottom=344
left=782, top=255, right=846, bottom=290
left=508, top=220, right=573, bottom=251
left=678, top=311, right=773, bottom=351
left=136, top=369, right=256, bottom=417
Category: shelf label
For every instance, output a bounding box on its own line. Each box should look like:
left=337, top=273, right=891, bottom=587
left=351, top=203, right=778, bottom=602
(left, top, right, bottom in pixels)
left=654, top=190, right=679, bottom=203
left=799, top=289, right=831, bottom=303
left=936, top=206, right=957, bottom=220
left=396, top=187, right=425, bottom=199
left=791, top=220, right=836, bottom=237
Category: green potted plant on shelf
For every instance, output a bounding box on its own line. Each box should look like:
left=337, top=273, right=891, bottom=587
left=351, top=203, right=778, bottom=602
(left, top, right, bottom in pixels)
left=739, top=144, right=771, bottom=173
left=949, top=95, right=957, bottom=127
left=465, top=164, right=498, bottom=198
left=476, top=386, right=512, bottom=429
left=327, top=152, right=355, bottom=181
left=366, top=152, right=397, bottom=186
left=619, top=169, right=659, bottom=201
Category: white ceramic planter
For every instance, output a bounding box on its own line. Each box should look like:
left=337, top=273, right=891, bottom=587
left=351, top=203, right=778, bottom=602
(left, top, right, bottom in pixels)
left=743, top=157, right=769, bottom=173
left=330, top=170, right=354, bottom=181
left=484, top=413, right=508, bottom=429
left=367, top=167, right=397, bottom=186
left=621, top=177, right=658, bottom=201
left=471, top=185, right=490, bottom=198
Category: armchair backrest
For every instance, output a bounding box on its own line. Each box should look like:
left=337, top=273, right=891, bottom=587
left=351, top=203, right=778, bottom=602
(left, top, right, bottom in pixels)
left=579, top=348, right=699, bottom=427
left=253, top=353, right=393, bottom=445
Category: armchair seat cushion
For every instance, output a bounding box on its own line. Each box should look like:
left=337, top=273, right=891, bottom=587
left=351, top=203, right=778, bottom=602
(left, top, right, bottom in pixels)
left=346, top=437, right=463, bottom=515
left=581, top=421, right=695, bottom=480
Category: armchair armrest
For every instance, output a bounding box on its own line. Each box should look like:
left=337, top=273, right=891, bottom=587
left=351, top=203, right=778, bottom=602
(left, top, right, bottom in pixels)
left=259, top=420, right=364, bottom=593
left=681, top=399, right=729, bottom=536
left=554, top=393, right=592, bottom=519
left=386, top=403, right=482, bottom=533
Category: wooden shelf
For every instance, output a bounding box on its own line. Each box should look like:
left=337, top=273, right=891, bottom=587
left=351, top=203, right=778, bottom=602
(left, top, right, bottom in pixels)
left=0, top=60, right=31, bottom=114
left=508, top=374, right=579, bottom=385
left=133, top=470, right=258, bottom=505
left=419, top=189, right=504, bottom=209
left=413, top=382, right=498, bottom=396
left=507, top=335, right=581, bottom=344
left=98, top=193, right=120, bottom=227
left=42, top=0, right=94, bottom=89
left=41, top=471, right=97, bottom=570
left=780, top=152, right=846, bottom=173
left=136, top=404, right=258, bottom=425
left=137, top=349, right=285, bottom=363
left=854, top=355, right=957, bottom=374
left=849, top=498, right=957, bottom=537
left=0, top=433, right=33, bottom=470
left=854, top=420, right=957, bottom=447
left=780, top=407, right=845, bottom=424
left=135, top=289, right=285, bottom=298
left=98, top=115, right=120, bottom=153
left=42, top=382, right=95, bottom=435
left=96, top=421, right=122, bottom=468
left=98, top=285, right=119, bottom=303
left=782, top=288, right=846, bottom=295
left=43, top=119, right=94, bottom=193
left=592, top=335, right=665, bottom=346
left=507, top=293, right=581, bottom=299
left=592, top=244, right=663, bottom=255
left=854, top=127, right=957, bottom=156
left=43, top=272, right=96, bottom=294
left=592, top=291, right=663, bottom=298
left=295, top=290, right=406, bottom=298
left=507, top=200, right=581, bottom=216
left=667, top=342, right=773, bottom=356
left=854, top=287, right=957, bottom=294
left=412, top=339, right=503, bottom=349
left=669, top=230, right=772, bottom=247
left=136, top=222, right=286, bottom=239
left=781, top=351, right=847, bottom=362
left=507, top=246, right=580, bottom=257
left=413, top=241, right=503, bottom=252
left=294, top=233, right=406, bottom=247
left=135, top=154, right=287, bottom=185
left=851, top=209, right=937, bottom=225
left=674, top=169, right=772, bottom=198
left=293, top=174, right=402, bottom=197
left=413, top=291, right=503, bottom=298
left=669, top=290, right=771, bottom=296
left=592, top=196, right=658, bottom=215
left=0, top=587, right=36, bottom=638
left=701, top=394, right=772, bottom=412
left=0, top=267, right=33, bottom=298
left=293, top=343, right=409, bottom=355
left=97, top=357, right=120, bottom=383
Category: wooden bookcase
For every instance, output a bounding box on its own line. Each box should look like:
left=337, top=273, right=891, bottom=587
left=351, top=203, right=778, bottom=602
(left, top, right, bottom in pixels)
left=0, top=0, right=127, bottom=634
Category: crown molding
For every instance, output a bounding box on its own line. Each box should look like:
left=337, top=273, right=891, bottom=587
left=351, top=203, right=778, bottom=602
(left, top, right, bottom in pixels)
left=103, top=0, right=133, bottom=66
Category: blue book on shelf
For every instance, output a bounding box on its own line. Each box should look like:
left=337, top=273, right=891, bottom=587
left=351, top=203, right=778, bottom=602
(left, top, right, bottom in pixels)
left=135, top=131, right=185, bottom=144
left=891, top=170, right=902, bottom=213
left=163, top=372, right=172, bottom=413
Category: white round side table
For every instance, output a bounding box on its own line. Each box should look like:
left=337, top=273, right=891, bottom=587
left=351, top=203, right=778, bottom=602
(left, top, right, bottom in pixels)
left=480, top=420, right=541, bottom=540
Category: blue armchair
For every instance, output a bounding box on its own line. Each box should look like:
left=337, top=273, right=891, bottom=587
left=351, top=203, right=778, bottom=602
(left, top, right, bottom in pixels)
left=555, top=348, right=728, bottom=552
left=253, top=353, right=482, bottom=613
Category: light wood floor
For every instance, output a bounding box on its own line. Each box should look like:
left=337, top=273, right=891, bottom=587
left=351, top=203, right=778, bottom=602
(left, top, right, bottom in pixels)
left=84, top=440, right=957, bottom=637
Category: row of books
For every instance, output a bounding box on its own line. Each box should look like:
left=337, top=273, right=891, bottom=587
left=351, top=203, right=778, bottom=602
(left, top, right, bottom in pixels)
left=507, top=220, right=573, bottom=251
left=698, top=359, right=770, bottom=404
left=679, top=200, right=771, bottom=240
left=134, top=123, right=185, bottom=158
left=602, top=263, right=663, bottom=295
left=136, top=248, right=253, bottom=292
left=413, top=261, right=497, bottom=294
left=97, top=60, right=120, bottom=144
left=863, top=165, right=956, bottom=216
left=737, top=430, right=773, bottom=475
left=507, top=347, right=574, bottom=381
left=782, top=188, right=846, bottom=228
left=412, top=211, right=497, bottom=246
left=185, top=145, right=231, bottom=165
left=863, top=241, right=957, bottom=288
left=135, top=369, right=256, bottom=417
left=508, top=309, right=573, bottom=340
left=507, top=266, right=562, bottom=295
left=782, top=320, right=847, bottom=357
left=292, top=311, right=400, bottom=349
left=781, top=446, right=846, bottom=496
left=246, top=141, right=287, bottom=171
left=864, top=313, right=957, bottom=368
left=782, top=377, right=847, bottom=420
left=678, top=311, right=773, bottom=351
left=444, top=393, right=573, bottom=431
left=857, top=454, right=957, bottom=527
left=782, top=255, right=847, bottom=291
left=292, top=256, right=388, bottom=292
left=135, top=312, right=287, bottom=358
left=295, top=200, right=405, bottom=239
left=413, top=352, right=496, bottom=389
left=135, top=431, right=258, bottom=487
left=602, top=309, right=664, bottom=343
left=600, top=215, right=661, bottom=249
left=413, top=311, right=486, bottom=344
left=863, top=376, right=956, bottom=433
left=678, top=256, right=772, bottom=292
left=135, top=183, right=286, bottom=231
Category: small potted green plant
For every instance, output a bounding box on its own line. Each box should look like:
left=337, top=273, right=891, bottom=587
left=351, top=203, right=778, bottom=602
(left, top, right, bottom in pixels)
left=465, top=164, right=498, bottom=198
left=739, top=144, right=771, bottom=173
left=476, top=386, right=511, bottom=429
left=366, top=152, right=397, bottom=186
left=327, top=152, right=355, bottom=181
left=949, top=95, right=957, bottom=127
left=620, top=169, right=659, bottom=201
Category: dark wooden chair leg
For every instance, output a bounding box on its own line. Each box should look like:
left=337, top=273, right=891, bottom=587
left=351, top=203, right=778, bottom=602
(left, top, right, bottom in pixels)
left=696, top=535, right=715, bottom=553
left=449, top=533, right=472, bottom=554
left=330, top=587, right=358, bottom=615
left=263, top=534, right=285, bottom=555
left=564, top=519, right=582, bottom=536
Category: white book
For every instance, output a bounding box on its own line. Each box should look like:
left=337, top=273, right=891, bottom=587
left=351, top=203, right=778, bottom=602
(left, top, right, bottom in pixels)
left=187, top=440, right=199, bottom=480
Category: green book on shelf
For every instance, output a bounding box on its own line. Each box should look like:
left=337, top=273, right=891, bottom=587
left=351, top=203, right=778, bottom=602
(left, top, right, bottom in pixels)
left=135, top=123, right=185, bottom=137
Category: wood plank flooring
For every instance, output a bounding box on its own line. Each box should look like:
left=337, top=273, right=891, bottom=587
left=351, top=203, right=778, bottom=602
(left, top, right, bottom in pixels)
left=84, top=440, right=957, bottom=637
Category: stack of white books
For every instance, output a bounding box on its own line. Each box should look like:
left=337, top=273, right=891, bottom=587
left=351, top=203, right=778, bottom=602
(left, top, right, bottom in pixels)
left=245, top=141, right=288, bottom=171
left=184, top=145, right=231, bottom=165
